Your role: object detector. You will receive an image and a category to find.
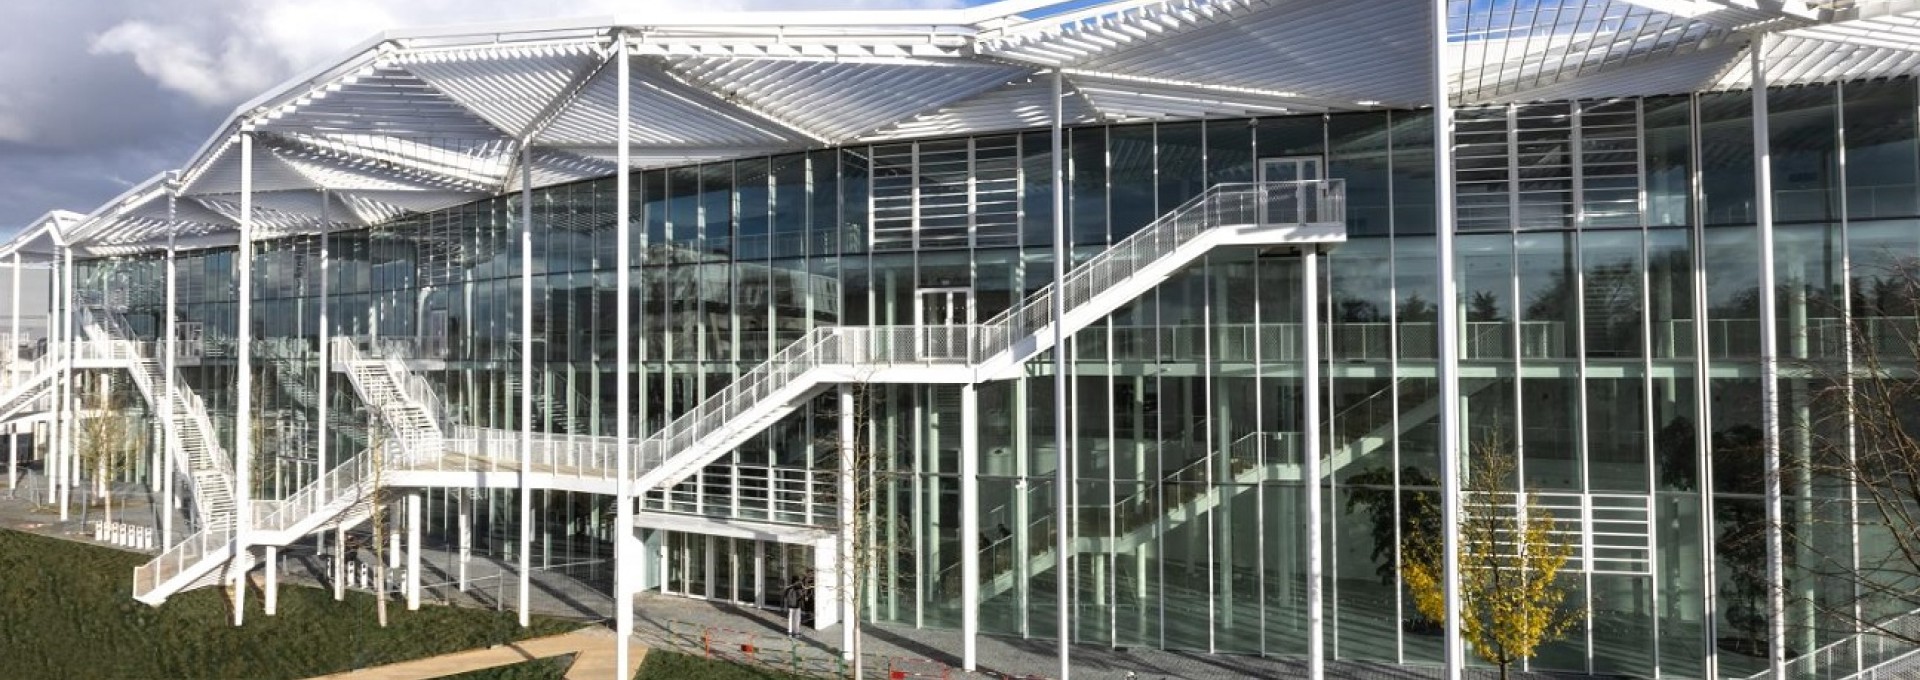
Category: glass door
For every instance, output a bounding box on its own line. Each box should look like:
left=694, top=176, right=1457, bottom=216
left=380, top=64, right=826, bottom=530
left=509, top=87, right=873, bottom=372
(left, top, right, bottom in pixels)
left=1258, top=156, right=1324, bottom=223
left=916, top=287, right=972, bottom=360
left=177, top=322, right=204, bottom=361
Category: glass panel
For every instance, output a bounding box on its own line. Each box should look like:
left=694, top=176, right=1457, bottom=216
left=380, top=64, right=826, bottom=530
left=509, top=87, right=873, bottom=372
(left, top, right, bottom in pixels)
left=1460, top=234, right=1515, bottom=360
left=1329, top=238, right=1392, bottom=361
left=1769, top=85, right=1839, bottom=224
left=1700, top=91, right=1756, bottom=226
left=1843, top=79, right=1920, bottom=220
left=1329, top=112, right=1390, bottom=236
left=1392, top=109, right=1436, bottom=235
left=1648, top=228, right=1696, bottom=358
left=1644, top=96, right=1693, bottom=227
left=1704, top=226, right=1762, bottom=358
left=1582, top=230, right=1645, bottom=359
left=1518, top=232, right=1576, bottom=359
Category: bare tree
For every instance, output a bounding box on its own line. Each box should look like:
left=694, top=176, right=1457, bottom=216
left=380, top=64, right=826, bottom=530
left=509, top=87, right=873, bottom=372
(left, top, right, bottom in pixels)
left=1786, top=256, right=1920, bottom=651
left=818, top=379, right=882, bottom=680
left=78, top=371, right=145, bottom=528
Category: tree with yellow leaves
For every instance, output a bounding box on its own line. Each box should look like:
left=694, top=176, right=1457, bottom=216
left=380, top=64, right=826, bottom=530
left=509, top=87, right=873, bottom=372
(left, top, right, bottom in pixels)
left=1402, top=438, right=1582, bottom=680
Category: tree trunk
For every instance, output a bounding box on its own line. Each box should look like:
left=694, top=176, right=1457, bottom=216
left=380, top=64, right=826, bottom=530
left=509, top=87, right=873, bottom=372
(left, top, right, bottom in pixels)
left=1500, top=661, right=1510, bottom=680
left=375, top=558, right=389, bottom=628
left=98, top=460, right=111, bottom=526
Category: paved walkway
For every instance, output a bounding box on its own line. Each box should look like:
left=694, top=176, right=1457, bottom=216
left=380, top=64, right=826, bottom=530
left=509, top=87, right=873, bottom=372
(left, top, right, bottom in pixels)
left=0, top=478, right=1586, bottom=680
left=303, top=628, right=644, bottom=680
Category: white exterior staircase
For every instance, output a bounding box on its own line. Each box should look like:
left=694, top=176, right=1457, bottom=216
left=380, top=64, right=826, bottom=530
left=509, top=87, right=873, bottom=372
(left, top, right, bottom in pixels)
left=119, top=181, right=1345, bottom=605
left=334, top=338, right=447, bottom=465
left=624, top=181, right=1344, bottom=496
left=73, top=310, right=245, bottom=606
left=331, top=181, right=1343, bottom=501
left=0, top=347, right=64, bottom=423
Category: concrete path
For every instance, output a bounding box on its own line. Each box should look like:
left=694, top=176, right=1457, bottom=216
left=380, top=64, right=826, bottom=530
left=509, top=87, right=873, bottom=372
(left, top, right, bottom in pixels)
left=303, top=628, right=644, bottom=680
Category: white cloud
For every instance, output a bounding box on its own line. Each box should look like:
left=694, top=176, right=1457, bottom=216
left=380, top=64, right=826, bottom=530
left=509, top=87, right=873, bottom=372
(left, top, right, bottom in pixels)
left=89, top=0, right=966, bottom=108
left=1, top=0, right=969, bottom=227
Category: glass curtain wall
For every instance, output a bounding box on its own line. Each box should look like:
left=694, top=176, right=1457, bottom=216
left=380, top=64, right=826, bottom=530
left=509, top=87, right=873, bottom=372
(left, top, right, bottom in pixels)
left=74, top=77, right=1920, bottom=679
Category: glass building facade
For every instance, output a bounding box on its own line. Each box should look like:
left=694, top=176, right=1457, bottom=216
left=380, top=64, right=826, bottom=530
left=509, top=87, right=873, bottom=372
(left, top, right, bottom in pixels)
left=70, top=78, right=1920, bottom=678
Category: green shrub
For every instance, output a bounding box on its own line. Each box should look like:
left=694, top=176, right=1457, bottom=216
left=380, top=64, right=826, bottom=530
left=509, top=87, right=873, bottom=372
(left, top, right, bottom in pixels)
left=0, top=529, right=578, bottom=679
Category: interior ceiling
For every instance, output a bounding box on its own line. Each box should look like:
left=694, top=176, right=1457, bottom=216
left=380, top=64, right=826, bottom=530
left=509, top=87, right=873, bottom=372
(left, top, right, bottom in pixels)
left=26, top=0, right=1919, bottom=257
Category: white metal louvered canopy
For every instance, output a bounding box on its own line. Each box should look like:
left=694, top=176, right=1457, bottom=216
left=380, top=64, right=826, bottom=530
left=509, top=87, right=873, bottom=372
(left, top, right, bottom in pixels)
left=22, top=0, right=1920, bottom=257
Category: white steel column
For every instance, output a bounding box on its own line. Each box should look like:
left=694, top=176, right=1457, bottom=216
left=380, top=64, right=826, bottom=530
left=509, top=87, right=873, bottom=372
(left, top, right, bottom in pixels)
left=333, top=524, right=347, bottom=601
left=407, top=491, right=422, bottom=611
left=8, top=251, right=18, bottom=492
left=1050, top=66, right=1072, bottom=680
left=1749, top=34, right=1788, bottom=680
left=60, top=244, right=74, bottom=520
left=960, top=383, right=981, bottom=670
left=1430, top=1, right=1467, bottom=677
left=458, top=491, right=470, bottom=592
left=317, top=191, right=331, bottom=521
left=838, top=384, right=857, bottom=661
left=323, top=196, right=341, bottom=601
left=265, top=545, right=278, bottom=615
left=45, top=255, right=57, bottom=515
left=163, top=178, right=179, bottom=547
left=518, top=142, right=535, bottom=628
left=614, top=37, right=636, bottom=679
left=235, top=129, right=256, bottom=627
left=1303, top=250, right=1324, bottom=678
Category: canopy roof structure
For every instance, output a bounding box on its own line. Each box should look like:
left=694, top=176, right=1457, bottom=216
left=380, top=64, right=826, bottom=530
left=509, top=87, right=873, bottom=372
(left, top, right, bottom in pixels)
left=14, top=0, right=1920, bottom=258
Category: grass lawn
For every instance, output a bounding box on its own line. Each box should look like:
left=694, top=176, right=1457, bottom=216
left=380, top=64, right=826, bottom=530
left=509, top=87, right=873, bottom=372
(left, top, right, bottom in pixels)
left=0, top=529, right=580, bottom=679
left=632, top=650, right=818, bottom=679
left=438, top=654, right=576, bottom=679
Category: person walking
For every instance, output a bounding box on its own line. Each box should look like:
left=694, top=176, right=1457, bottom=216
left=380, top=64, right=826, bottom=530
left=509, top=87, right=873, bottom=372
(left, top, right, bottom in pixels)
left=800, top=574, right=815, bottom=628
left=783, top=577, right=804, bottom=639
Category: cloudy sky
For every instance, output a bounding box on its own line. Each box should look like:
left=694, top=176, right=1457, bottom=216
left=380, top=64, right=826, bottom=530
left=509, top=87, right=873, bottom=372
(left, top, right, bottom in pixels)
left=0, top=0, right=979, bottom=236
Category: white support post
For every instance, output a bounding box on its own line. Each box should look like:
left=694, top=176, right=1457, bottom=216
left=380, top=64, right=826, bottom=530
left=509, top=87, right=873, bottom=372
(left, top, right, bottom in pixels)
left=47, top=255, right=57, bottom=513
left=518, top=141, right=535, bottom=629
left=1049, top=66, right=1072, bottom=680
left=839, top=384, right=857, bottom=660
left=407, top=491, right=422, bottom=611
left=334, top=524, right=347, bottom=601
left=317, top=190, right=330, bottom=520
left=235, top=130, right=255, bottom=627
left=1430, top=2, right=1466, bottom=677
left=163, top=178, right=178, bottom=546
left=960, top=383, right=980, bottom=671
left=60, top=244, right=74, bottom=521
left=613, top=36, right=636, bottom=678
left=1303, top=250, right=1324, bottom=679
left=7, top=251, right=17, bottom=492
left=458, top=490, right=470, bottom=592
left=265, top=545, right=279, bottom=616
left=1749, top=34, right=1788, bottom=680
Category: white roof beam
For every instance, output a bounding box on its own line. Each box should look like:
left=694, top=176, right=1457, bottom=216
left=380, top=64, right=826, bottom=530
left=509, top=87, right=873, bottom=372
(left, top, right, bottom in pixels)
left=1058, top=68, right=1375, bottom=110
left=645, top=55, right=839, bottom=145
left=267, top=132, right=500, bottom=192
left=504, top=40, right=625, bottom=192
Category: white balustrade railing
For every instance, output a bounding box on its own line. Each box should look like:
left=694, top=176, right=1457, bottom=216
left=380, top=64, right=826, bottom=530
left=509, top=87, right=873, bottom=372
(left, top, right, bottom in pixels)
left=1462, top=490, right=1653, bottom=576
left=971, top=181, right=1344, bottom=365
left=629, top=182, right=1343, bottom=490
left=131, top=523, right=234, bottom=600
left=441, top=425, right=620, bottom=479
left=252, top=440, right=393, bottom=534
left=641, top=464, right=836, bottom=526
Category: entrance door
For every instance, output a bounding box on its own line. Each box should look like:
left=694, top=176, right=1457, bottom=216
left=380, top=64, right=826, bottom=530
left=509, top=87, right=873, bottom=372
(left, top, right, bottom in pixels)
left=1258, top=156, right=1325, bottom=224
left=424, top=308, right=449, bottom=359
left=915, top=287, right=972, bottom=360
left=177, top=323, right=204, bottom=361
